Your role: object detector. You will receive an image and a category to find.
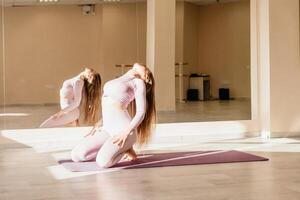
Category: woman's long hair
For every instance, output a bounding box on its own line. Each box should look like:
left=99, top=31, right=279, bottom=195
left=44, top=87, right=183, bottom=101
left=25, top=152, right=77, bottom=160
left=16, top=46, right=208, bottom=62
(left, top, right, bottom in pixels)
left=83, top=73, right=101, bottom=125
left=130, top=68, right=156, bottom=146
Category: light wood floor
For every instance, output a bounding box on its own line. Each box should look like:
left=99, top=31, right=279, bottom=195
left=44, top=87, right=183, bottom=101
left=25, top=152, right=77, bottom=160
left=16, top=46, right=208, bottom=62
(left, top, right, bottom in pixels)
left=1, top=133, right=300, bottom=200
left=0, top=99, right=251, bottom=130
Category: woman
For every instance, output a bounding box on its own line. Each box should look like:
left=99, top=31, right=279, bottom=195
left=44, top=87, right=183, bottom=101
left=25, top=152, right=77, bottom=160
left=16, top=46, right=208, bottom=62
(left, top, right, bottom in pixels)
left=71, top=63, right=156, bottom=168
left=40, top=68, right=101, bottom=128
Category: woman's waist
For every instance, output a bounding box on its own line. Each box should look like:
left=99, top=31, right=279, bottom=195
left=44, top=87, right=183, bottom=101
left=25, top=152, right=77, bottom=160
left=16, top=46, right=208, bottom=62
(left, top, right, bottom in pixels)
left=102, top=112, right=132, bottom=135
left=102, top=96, right=127, bottom=110
left=102, top=127, right=137, bottom=137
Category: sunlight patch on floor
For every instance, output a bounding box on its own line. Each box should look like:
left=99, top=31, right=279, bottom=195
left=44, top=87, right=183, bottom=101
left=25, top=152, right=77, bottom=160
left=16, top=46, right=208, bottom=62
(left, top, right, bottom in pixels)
left=0, top=127, right=89, bottom=152
left=0, top=113, right=31, bottom=117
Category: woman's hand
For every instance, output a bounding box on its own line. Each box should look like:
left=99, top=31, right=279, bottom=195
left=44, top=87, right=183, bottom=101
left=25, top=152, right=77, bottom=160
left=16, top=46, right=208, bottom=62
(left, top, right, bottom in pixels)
left=84, top=126, right=102, bottom=138
left=84, top=127, right=97, bottom=138
left=84, top=120, right=103, bottom=138
left=113, top=133, right=130, bottom=148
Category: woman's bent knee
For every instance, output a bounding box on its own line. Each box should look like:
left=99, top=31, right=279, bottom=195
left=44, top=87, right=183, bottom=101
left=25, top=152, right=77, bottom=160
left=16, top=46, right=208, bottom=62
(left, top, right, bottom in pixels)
left=96, top=157, right=114, bottom=168
left=71, top=148, right=88, bottom=162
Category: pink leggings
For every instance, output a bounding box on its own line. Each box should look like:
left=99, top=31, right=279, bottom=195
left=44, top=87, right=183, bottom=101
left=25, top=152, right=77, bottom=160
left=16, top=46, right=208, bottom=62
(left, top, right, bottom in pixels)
left=71, top=130, right=137, bottom=168
left=39, top=108, right=80, bottom=128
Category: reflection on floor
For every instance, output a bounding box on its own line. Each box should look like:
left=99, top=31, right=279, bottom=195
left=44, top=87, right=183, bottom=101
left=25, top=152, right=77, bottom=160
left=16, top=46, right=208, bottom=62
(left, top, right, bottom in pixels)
left=159, top=99, right=251, bottom=123
left=0, top=99, right=251, bottom=130
left=0, top=104, right=59, bottom=130
left=0, top=127, right=300, bottom=200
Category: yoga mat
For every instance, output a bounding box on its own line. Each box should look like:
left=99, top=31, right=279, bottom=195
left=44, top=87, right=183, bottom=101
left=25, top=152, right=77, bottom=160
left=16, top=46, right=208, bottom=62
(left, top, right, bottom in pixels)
left=59, top=150, right=269, bottom=172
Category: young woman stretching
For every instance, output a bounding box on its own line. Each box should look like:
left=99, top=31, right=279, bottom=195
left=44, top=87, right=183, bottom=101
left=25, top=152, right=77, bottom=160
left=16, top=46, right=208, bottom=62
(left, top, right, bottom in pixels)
left=71, top=63, right=156, bottom=168
left=40, top=68, right=101, bottom=128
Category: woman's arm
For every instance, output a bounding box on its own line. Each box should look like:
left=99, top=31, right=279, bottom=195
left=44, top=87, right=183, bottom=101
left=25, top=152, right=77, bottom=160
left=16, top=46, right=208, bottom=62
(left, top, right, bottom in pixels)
left=125, top=78, right=147, bottom=134
left=61, top=80, right=84, bottom=114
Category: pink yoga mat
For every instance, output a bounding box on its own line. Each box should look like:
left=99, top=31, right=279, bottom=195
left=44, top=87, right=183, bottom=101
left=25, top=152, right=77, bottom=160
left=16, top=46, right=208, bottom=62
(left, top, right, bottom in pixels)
left=59, top=150, right=268, bottom=172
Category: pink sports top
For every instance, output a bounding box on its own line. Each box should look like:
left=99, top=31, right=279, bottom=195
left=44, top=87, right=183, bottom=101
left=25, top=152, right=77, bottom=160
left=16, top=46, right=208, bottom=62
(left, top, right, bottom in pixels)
left=60, top=75, right=84, bottom=112
left=102, top=71, right=147, bottom=133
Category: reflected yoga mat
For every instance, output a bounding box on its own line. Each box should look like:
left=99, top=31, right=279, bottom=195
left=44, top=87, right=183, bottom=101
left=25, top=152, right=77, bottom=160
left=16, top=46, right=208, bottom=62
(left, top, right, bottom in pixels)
left=59, top=150, right=268, bottom=172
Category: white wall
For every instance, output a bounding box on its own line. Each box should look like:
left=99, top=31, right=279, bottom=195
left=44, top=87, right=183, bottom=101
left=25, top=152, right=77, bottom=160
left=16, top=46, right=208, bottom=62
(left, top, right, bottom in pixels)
left=175, top=1, right=189, bottom=100
left=0, top=6, right=4, bottom=129
left=183, top=2, right=199, bottom=75
left=147, top=0, right=176, bottom=111
left=4, top=5, right=103, bottom=104
left=198, top=1, right=251, bottom=98
left=2, top=3, right=146, bottom=105
left=102, top=3, right=147, bottom=83
left=176, top=1, right=184, bottom=64
left=3, top=1, right=250, bottom=105
left=0, top=7, right=3, bottom=106
left=269, top=0, right=300, bottom=134
left=175, top=1, right=251, bottom=99
left=175, top=2, right=200, bottom=100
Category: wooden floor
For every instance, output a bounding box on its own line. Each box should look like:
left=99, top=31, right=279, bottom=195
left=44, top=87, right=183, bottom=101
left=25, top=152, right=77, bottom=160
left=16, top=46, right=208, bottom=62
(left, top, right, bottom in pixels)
left=0, top=99, right=251, bottom=130
left=1, top=133, right=300, bottom=200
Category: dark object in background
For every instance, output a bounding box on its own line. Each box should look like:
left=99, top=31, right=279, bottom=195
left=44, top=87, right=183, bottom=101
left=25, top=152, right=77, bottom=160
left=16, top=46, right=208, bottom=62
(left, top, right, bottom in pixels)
left=203, top=79, right=210, bottom=100
left=189, top=73, right=211, bottom=101
left=189, top=73, right=199, bottom=77
left=219, top=88, right=230, bottom=100
left=189, top=73, right=210, bottom=78
left=187, top=89, right=199, bottom=101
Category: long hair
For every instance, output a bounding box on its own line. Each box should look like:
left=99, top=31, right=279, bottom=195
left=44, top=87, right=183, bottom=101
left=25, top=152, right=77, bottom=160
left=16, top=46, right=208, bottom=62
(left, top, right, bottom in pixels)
left=130, top=69, right=156, bottom=146
left=83, top=73, right=101, bottom=125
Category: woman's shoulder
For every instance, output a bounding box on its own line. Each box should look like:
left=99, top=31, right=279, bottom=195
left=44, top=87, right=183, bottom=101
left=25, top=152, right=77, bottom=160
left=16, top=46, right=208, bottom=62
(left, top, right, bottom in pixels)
left=73, top=76, right=84, bottom=86
left=134, top=77, right=144, bottom=83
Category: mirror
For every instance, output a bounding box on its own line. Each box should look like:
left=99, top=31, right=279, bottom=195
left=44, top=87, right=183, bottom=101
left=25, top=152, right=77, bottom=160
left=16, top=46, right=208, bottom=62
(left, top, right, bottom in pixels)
left=0, top=0, right=251, bottom=130
left=1, top=0, right=147, bottom=130
left=158, top=0, right=251, bottom=123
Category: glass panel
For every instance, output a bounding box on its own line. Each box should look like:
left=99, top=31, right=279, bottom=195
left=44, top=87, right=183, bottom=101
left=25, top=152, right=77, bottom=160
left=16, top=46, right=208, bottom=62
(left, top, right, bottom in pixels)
left=2, top=0, right=146, bottom=130
left=1, top=0, right=252, bottom=129
left=160, top=0, right=251, bottom=123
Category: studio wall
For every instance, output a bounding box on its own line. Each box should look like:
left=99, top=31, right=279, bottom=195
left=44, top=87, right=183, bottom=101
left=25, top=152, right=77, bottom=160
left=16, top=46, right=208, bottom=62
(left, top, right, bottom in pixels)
left=197, top=1, right=251, bottom=98
left=2, top=3, right=146, bottom=105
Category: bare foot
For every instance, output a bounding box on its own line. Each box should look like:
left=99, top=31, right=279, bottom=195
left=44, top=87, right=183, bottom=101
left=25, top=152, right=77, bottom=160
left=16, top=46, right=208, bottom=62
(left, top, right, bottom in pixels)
left=124, top=147, right=137, bottom=161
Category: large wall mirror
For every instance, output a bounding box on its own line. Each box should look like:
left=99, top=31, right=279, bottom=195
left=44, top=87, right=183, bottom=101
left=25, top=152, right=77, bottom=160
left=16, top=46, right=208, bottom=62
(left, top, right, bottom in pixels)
left=165, top=0, right=251, bottom=123
left=0, top=0, right=147, bottom=130
left=0, top=0, right=251, bottom=130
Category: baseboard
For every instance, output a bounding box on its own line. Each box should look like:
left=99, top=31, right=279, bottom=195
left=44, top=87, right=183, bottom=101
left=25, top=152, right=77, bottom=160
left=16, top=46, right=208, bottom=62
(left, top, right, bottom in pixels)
left=271, top=132, right=300, bottom=138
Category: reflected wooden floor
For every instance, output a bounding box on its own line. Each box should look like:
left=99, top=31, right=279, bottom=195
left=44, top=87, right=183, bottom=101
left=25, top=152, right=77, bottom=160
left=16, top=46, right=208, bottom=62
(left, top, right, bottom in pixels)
left=159, top=98, right=251, bottom=123
left=0, top=134, right=300, bottom=200
left=0, top=99, right=251, bottom=130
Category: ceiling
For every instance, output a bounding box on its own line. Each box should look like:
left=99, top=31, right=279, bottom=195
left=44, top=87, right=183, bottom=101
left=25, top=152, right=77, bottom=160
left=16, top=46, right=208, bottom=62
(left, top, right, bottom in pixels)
left=2, top=0, right=246, bottom=7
